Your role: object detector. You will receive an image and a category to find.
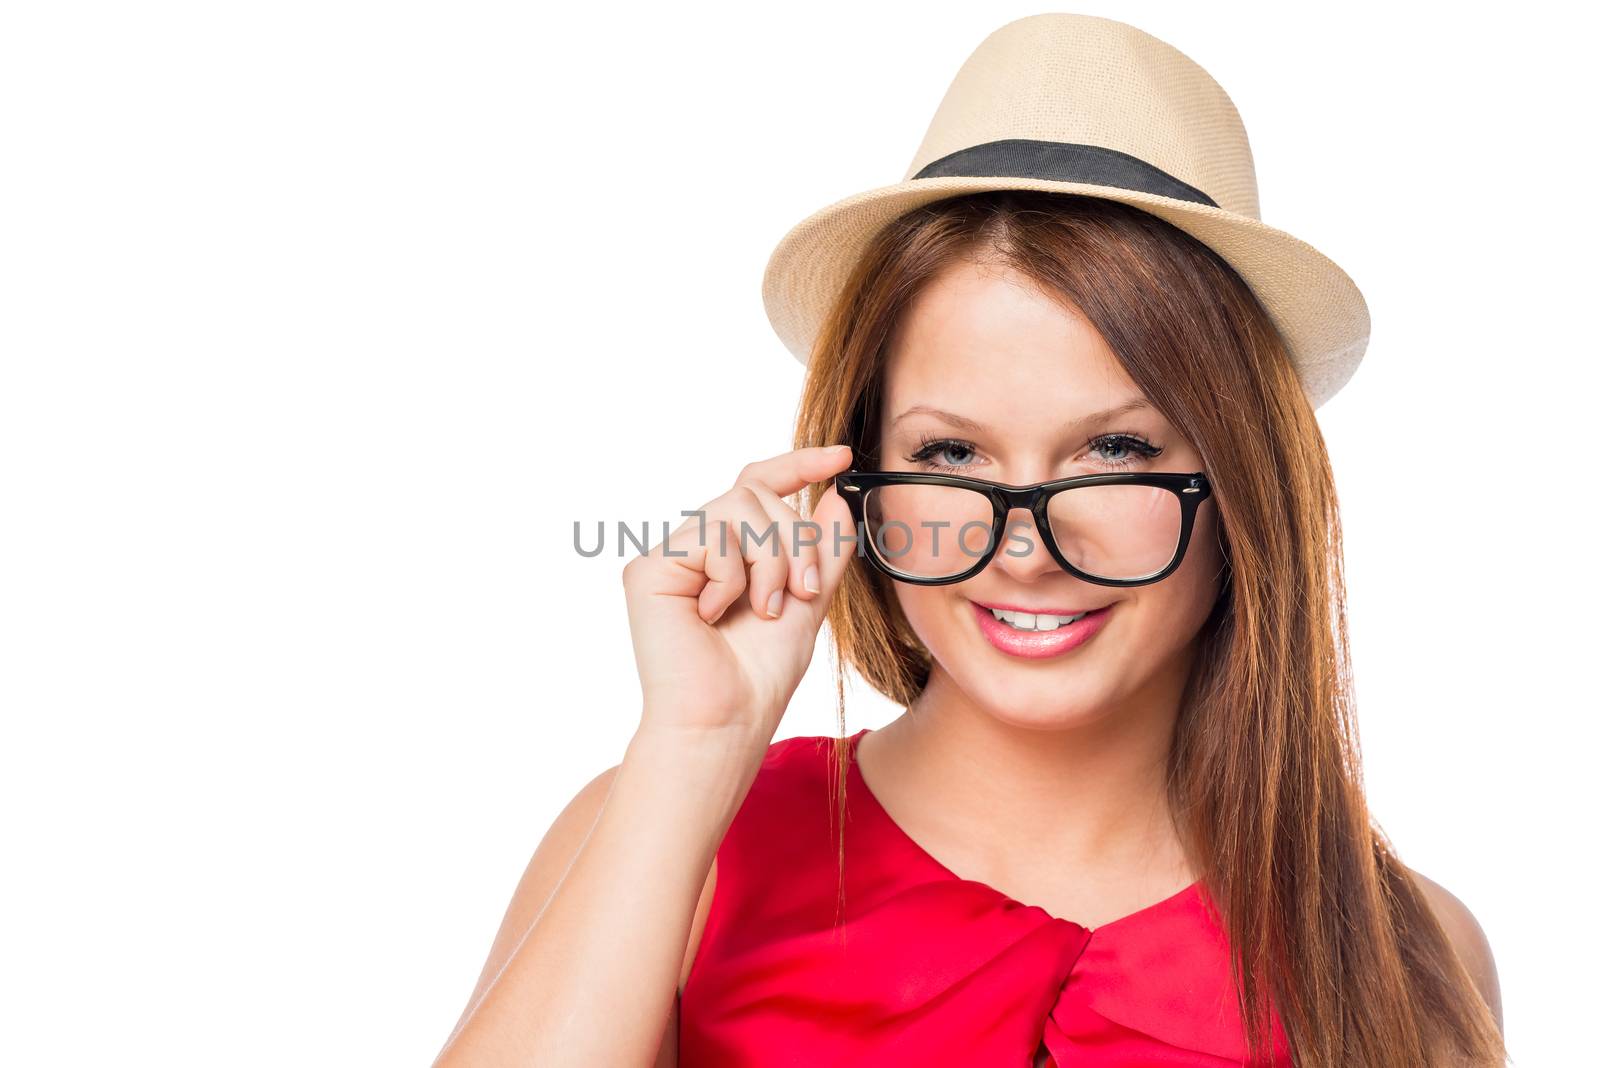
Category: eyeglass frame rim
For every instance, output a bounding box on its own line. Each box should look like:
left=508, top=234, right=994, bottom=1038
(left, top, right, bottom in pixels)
left=833, top=467, right=1214, bottom=588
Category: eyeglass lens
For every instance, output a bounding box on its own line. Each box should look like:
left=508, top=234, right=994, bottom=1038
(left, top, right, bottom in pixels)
left=862, top=482, right=1184, bottom=581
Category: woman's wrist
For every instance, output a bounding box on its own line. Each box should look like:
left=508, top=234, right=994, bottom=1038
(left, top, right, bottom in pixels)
left=630, top=714, right=771, bottom=762
left=622, top=718, right=770, bottom=818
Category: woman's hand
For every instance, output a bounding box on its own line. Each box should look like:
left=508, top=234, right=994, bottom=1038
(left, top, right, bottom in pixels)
left=622, top=444, right=857, bottom=742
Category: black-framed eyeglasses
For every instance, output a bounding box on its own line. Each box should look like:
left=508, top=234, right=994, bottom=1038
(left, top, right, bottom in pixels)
left=835, top=468, right=1213, bottom=587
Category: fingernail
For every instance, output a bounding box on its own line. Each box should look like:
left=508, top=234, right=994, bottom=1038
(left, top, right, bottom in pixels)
left=766, top=590, right=784, bottom=617
left=803, top=565, right=820, bottom=593
left=830, top=444, right=850, bottom=453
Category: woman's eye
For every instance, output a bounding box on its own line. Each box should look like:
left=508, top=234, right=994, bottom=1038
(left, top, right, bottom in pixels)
left=1088, top=432, right=1162, bottom=467
left=906, top=438, right=979, bottom=471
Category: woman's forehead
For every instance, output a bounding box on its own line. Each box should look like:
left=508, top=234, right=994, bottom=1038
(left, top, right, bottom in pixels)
left=880, top=259, right=1142, bottom=420
left=879, top=330, right=1148, bottom=436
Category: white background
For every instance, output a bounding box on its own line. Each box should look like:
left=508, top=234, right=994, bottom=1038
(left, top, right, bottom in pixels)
left=2, top=2, right=1593, bottom=1064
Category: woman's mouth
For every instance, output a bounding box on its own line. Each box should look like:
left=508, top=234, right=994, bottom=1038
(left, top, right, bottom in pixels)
left=970, top=600, right=1112, bottom=659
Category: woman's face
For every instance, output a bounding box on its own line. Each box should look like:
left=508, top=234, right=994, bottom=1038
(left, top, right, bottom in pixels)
left=875, top=255, right=1225, bottom=730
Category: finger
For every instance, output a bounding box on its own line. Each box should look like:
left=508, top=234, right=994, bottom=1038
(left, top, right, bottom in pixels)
left=786, top=481, right=859, bottom=631
left=726, top=487, right=793, bottom=620
left=696, top=491, right=790, bottom=624
left=658, top=502, right=717, bottom=553
left=810, top=482, right=858, bottom=599
left=742, top=479, right=819, bottom=604
left=696, top=518, right=749, bottom=624
left=734, top=444, right=853, bottom=501
left=624, top=510, right=718, bottom=601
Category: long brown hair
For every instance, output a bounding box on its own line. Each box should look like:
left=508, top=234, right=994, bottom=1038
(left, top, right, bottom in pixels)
left=791, top=190, right=1506, bottom=1066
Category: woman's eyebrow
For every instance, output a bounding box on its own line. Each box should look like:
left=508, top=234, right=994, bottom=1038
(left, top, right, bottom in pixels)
left=890, top=404, right=990, bottom=433
left=889, top=398, right=1152, bottom=435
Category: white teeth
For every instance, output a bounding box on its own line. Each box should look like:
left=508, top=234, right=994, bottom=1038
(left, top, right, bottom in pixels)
left=988, top=607, right=1088, bottom=631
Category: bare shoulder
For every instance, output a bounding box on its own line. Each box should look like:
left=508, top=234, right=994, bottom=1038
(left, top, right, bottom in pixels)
left=1408, top=866, right=1504, bottom=1032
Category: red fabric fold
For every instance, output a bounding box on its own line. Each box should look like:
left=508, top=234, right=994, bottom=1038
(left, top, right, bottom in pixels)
left=678, top=730, right=1292, bottom=1066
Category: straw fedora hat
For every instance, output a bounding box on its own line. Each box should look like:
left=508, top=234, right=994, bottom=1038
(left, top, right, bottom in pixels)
left=760, top=13, right=1370, bottom=410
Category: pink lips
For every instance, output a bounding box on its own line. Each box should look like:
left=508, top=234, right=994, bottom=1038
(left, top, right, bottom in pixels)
left=971, top=600, right=1112, bottom=659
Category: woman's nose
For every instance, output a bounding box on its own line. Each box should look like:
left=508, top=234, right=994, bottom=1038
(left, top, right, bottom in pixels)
left=989, top=507, right=1064, bottom=582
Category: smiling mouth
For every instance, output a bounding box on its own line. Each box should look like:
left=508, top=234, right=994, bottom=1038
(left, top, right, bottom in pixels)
left=968, top=600, right=1114, bottom=659
left=982, top=606, right=1091, bottom=631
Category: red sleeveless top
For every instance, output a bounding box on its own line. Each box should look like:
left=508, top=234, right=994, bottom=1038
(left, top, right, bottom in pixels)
left=679, top=728, right=1293, bottom=1066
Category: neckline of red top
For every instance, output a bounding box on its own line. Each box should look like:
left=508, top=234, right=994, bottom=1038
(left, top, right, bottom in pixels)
left=845, top=725, right=1204, bottom=933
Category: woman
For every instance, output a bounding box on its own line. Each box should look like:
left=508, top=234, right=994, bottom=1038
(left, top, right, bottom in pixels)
left=434, top=15, right=1506, bottom=1067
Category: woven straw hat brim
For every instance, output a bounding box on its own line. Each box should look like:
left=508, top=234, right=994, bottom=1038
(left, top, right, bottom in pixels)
left=761, top=174, right=1370, bottom=411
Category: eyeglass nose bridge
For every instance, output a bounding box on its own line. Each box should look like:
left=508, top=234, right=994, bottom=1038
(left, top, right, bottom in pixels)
left=987, top=485, right=1052, bottom=537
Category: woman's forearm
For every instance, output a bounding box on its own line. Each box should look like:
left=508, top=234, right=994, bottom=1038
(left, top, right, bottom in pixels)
left=435, top=722, right=766, bottom=1067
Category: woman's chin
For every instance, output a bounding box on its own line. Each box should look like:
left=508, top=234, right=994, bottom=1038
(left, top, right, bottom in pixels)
left=962, top=678, right=1113, bottom=731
